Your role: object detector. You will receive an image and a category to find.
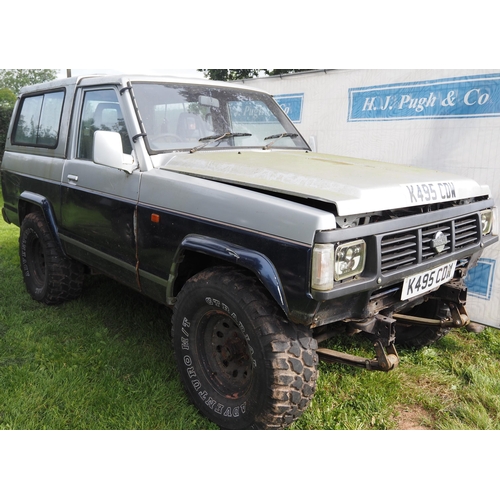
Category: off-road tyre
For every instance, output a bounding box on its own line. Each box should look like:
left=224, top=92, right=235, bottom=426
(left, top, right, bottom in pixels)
left=19, top=212, right=84, bottom=305
left=394, top=298, right=451, bottom=348
left=171, top=266, right=318, bottom=429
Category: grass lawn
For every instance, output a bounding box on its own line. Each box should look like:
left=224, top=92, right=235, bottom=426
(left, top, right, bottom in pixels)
left=1, top=194, right=500, bottom=430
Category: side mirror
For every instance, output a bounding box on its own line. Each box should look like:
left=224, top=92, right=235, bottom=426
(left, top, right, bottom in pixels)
left=93, top=130, right=136, bottom=173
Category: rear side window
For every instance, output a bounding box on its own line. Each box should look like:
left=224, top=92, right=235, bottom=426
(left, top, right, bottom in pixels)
left=13, top=90, right=65, bottom=148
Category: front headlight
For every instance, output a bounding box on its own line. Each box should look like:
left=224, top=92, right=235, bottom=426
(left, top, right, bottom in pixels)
left=488, top=207, right=498, bottom=236
left=480, top=209, right=493, bottom=235
left=334, top=240, right=366, bottom=281
left=311, top=240, right=367, bottom=291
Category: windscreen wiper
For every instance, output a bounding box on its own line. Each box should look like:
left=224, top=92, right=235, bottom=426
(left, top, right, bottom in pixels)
left=190, top=132, right=252, bottom=153
left=262, top=132, right=298, bottom=150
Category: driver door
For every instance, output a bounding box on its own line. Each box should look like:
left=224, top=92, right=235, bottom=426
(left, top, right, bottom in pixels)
left=60, top=87, right=141, bottom=288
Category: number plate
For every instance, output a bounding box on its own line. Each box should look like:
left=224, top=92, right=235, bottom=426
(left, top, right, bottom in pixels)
left=401, top=261, right=457, bottom=301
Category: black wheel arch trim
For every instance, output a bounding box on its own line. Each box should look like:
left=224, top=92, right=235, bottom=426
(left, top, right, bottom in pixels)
left=19, top=191, right=64, bottom=254
left=168, top=234, right=290, bottom=317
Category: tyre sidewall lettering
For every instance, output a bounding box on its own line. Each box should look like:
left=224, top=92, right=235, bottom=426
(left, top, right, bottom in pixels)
left=181, top=351, right=248, bottom=420
left=178, top=295, right=261, bottom=422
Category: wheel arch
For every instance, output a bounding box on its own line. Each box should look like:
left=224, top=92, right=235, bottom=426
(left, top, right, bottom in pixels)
left=167, top=235, right=290, bottom=318
left=18, top=191, right=64, bottom=254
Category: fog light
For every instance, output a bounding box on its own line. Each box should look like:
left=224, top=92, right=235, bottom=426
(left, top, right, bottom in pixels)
left=334, top=240, right=366, bottom=281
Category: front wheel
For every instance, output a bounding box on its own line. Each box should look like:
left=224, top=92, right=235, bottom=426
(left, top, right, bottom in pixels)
left=171, top=267, right=318, bottom=429
left=394, top=298, right=451, bottom=348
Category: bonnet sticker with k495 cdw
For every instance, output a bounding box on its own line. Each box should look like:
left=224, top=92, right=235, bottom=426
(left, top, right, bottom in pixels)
left=403, top=182, right=457, bottom=205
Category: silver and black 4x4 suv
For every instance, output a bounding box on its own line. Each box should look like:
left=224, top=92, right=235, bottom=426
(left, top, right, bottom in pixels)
left=1, top=74, right=498, bottom=429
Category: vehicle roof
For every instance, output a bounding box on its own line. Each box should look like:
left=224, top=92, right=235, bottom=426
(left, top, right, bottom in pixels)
left=18, top=74, right=269, bottom=95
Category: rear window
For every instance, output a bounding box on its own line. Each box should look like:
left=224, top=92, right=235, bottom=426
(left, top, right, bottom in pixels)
left=12, top=90, right=65, bottom=148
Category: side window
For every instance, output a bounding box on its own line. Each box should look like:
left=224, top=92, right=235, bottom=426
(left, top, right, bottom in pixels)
left=77, top=89, right=132, bottom=160
left=13, top=90, right=65, bottom=147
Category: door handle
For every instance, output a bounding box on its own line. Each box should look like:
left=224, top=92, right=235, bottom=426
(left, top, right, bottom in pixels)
left=67, top=174, right=79, bottom=184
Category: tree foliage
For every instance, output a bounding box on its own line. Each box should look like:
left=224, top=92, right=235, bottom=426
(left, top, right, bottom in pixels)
left=198, top=69, right=312, bottom=81
left=0, top=69, right=58, bottom=94
left=265, top=69, right=312, bottom=77
left=0, top=88, right=16, bottom=108
left=0, top=106, right=13, bottom=162
left=198, top=69, right=260, bottom=81
left=0, top=89, right=16, bottom=159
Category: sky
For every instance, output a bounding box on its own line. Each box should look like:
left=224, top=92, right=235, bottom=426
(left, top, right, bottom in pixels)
left=4, top=1, right=497, bottom=74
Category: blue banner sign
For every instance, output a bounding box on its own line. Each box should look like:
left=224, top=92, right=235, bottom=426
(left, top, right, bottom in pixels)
left=348, top=73, right=500, bottom=122
left=274, top=93, right=304, bottom=122
left=465, top=258, right=496, bottom=301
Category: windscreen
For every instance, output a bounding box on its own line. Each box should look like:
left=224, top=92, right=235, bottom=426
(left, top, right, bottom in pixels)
left=131, top=82, right=309, bottom=152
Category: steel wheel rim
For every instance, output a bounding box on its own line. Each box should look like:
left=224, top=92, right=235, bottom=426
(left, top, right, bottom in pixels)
left=199, top=311, right=253, bottom=397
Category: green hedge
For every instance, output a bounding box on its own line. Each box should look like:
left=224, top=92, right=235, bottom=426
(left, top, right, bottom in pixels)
left=0, top=106, right=14, bottom=163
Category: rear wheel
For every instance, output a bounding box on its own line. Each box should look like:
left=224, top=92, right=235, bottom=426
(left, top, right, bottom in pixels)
left=19, top=212, right=84, bottom=305
left=171, top=267, right=318, bottom=429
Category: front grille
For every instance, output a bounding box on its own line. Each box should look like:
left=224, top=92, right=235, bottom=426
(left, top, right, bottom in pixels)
left=380, top=214, right=480, bottom=274
left=381, top=232, right=417, bottom=272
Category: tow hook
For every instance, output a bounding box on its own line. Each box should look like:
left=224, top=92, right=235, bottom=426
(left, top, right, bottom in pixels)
left=317, top=340, right=399, bottom=372
left=374, top=341, right=400, bottom=371
left=317, top=313, right=400, bottom=371
left=448, top=301, right=470, bottom=327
